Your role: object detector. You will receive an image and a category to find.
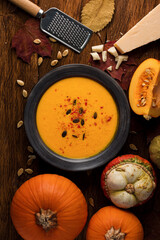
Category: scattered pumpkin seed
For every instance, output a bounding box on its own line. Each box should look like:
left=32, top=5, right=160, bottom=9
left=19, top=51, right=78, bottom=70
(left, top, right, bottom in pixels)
left=57, top=51, right=62, bottom=59
left=89, top=197, right=94, bottom=207
left=66, top=109, right=71, bottom=115
left=93, top=112, right=97, bottom=119
left=38, top=57, right=43, bottom=66
left=72, top=135, right=78, bottom=138
left=49, top=37, right=57, bottom=42
left=16, top=79, right=24, bottom=86
left=79, top=107, right=83, bottom=114
left=27, top=146, right=34, bottom=153
left=81, top=119, right=85, bottom=126
left=27, top=158, right=33, bottom=166
left=17, top=120, right=23, bottom=128
left=73, top=99, right=76, bottom=105
left=51, top=60, right=58, bottom=67
left=22, top=89, right=28, bottom=98
left=28, top=155, right=36, bottom=160
left=129, top=144, right=138, bottom=151
left=73, top=118, right=80, bottom=123
left=62, top=49, right=69, bottom=57
left=87, top=170, right=92, bottom=176
left=33, top=39, right=41, bottom=44
left=25, top=168, right=33, bottom=174
left=17, top=168, right=24, bottom=176
left=62, top=131, right=67, bottom=137
left=130, top=131, right=137, bottom=134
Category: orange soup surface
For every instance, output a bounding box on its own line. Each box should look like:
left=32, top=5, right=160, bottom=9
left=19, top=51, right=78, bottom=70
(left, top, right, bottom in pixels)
left=36, top=77, right=118, bottom=159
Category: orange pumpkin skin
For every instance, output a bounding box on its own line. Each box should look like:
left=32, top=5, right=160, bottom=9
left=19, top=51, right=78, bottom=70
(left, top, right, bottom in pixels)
left=129, top=58, right=160, bottom=118
left=86, top=206, right=144, bottom=240
left=10, top=174, right=88, bottom=240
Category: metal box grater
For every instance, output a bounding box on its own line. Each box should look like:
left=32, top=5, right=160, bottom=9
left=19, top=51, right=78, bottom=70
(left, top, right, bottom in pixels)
left=9, top=0, right=93, bottom=53
left=40, top=8, right=93, bottom=53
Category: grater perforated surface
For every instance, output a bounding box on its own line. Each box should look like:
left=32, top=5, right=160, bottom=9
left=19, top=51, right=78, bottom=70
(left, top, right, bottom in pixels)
left=40, top=8, right=92, bottom=53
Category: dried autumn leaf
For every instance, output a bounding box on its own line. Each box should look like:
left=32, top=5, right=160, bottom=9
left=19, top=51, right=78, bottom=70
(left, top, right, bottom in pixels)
left=81, top=0, right=115, bottom=32
left=89, top=41, right=137, bottom=90
left=12, top=18, right=51, bottom=63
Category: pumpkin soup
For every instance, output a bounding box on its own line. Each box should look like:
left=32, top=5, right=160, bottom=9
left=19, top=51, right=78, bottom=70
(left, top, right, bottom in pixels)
left=36, top=77, right=118, bottom=159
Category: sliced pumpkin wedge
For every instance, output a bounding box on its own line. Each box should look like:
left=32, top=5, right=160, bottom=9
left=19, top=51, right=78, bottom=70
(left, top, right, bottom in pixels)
left=129, top=58, right=160, bottom=118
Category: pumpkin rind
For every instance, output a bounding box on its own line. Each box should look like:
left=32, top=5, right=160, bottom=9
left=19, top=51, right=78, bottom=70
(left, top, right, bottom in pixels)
left=101, top=154, right=156, bottom=208
left=86, top=206, right=144, bottom=240
left=129, top=58, right=160, bottom=118
left=10, top=174, right=88, bottom=240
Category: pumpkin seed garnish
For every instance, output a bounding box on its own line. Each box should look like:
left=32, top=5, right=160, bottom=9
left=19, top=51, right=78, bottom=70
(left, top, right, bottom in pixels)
left=79, top=107, right=83, bottom=114
left=81, top=119, right=85, bottom=126
left=82, top=133, right=85, bottom=140
left=72, top=135, right=78, bottom=138
left=66, top=109, right=71, bottom=115
left=73, top=118, right=79, bottom=123
left=93, top=112, right=97, bottom=119
left=62, top=131, right=67, bottom=137
left=73, top=99, right=77, bottom=105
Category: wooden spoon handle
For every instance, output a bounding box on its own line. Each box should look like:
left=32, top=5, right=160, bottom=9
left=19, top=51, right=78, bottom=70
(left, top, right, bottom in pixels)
left=9, top=0, right=43, bottom=17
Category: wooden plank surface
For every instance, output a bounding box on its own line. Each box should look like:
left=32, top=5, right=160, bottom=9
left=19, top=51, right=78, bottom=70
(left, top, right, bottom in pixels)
left=0, top=0, right=160, bottom=239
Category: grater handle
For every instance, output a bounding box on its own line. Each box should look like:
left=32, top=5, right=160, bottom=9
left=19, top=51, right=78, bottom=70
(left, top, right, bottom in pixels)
left=9, top=0, right=44, bottom=17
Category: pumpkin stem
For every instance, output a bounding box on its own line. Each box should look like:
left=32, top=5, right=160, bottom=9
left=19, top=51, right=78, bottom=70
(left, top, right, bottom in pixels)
left=105, top=226, right=126, bottom=240
left=125, top=183, right=135, bottom=194
left=35, top=208, right=57, bottom=232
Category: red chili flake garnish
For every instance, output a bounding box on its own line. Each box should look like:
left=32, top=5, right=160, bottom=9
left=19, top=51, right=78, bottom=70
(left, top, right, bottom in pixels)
left=64, top=104, right=67, bottom=107
left=85, top=102, right=87, bottom=106
left=77, top=125, right=81, bottom=128
left=106, top=116, right=112, bottom=122
left=94, top=122, right=97, bottom=126
left=60, top=105, right=62, bottom=107
left=55, top=89, right=57, bottom=92
left=100, top=106, right=104, bottom=109
left=101, top=113, right=103, bottom=115
left=77, top=97, right=80, bottom=99
left=67, top=98, right=71, bottom=102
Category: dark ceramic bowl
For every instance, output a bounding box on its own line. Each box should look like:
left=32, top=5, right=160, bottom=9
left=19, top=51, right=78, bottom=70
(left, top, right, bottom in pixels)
left=24, top=64, right=130, bottom=171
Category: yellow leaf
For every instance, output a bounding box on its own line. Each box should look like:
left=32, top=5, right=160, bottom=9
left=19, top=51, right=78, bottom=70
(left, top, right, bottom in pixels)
left=81, top=0, right=115, bottom=32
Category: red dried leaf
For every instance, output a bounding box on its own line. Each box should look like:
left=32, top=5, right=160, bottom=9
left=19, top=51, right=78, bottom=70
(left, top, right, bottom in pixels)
left=12, top=18, right=52, bottom=63
left=89, top=41, right=137, bottom=90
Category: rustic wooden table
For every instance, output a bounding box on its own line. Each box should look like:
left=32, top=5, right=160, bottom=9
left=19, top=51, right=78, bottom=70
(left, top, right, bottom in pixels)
left=1, top=0, right=160, bottom=239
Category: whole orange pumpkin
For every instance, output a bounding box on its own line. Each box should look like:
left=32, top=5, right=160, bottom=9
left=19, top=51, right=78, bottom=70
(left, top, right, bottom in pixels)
left=11, top=174, right=88, bottom=240
left=86, top=206, right=144, bottom=240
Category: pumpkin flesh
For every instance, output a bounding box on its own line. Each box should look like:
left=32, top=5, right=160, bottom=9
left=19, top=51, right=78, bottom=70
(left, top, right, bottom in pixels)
left=129, top=58, right=160, bottom=118
left=10, top=174, right=88, bottom=240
